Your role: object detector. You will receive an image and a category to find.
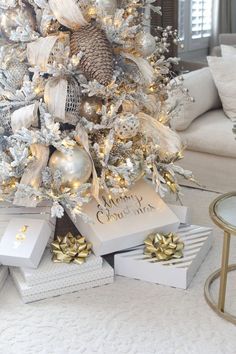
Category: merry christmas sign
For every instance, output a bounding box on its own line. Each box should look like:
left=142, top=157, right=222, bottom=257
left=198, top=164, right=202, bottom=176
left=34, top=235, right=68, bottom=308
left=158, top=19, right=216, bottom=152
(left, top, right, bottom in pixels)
left=67, top=180, right=180, bottom=256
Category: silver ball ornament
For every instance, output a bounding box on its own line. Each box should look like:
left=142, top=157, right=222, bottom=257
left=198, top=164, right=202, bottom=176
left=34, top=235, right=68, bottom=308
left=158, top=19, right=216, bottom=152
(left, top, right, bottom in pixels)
left=0, top=5, right=36, bottom=41
left=95, top=0, right=117, bottom=16
left=79, top=97, right=102, bottom=124
left=49, top=146, right=92, bottom=193
left=115, top=113, right=140, bottom=140
left=135, top=32, right=156, bottom=57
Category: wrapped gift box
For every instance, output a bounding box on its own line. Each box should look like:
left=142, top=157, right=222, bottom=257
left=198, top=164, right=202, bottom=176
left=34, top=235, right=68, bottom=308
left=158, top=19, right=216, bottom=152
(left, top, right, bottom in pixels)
left=10, top=260, right=114, bottom=303
left=0, top=266, right=8, bottom=291
left=167, top=204, right=191, bottom=225
left=115, top=224, right=213, bottom=289
left=19, top=248, right=103, bottom=286
left=0, top=218, right=51, bottom=268
left=67, top=180, right=180, bottom=256
left=0, top=201, right=56, bottom=245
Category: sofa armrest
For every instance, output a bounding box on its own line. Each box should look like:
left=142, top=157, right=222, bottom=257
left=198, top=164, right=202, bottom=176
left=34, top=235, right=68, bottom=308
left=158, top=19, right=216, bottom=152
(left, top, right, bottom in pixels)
left=170, top=67, right=222, bottom=131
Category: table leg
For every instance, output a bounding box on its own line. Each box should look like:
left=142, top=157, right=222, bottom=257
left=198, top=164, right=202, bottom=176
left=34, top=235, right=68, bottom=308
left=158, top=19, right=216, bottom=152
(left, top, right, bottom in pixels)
left=218, top=231, right=231, bottom=312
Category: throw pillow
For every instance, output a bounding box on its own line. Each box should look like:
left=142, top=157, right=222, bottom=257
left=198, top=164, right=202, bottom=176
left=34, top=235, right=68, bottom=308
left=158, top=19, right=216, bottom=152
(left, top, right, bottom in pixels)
left=171, top=67, right=221, bottom=131
left=221, top=44, right=236, bottom=57
left=207, top=56, right=236, bottom=121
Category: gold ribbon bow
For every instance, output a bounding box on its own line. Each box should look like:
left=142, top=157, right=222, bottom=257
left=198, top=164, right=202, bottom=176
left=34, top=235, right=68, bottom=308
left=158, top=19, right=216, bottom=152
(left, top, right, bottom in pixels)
left=51, top=232, right=92, bottom=264
left=144, top=232, right=184, bottom=261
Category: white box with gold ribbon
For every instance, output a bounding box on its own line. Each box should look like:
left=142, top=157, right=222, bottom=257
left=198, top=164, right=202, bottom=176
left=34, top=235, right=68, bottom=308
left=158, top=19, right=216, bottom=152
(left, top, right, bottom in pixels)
left=114, top=224, right=213, bottom=289
left=0, top=218, right=51, bottom=268
left=67, top=180, right=180, bottom=256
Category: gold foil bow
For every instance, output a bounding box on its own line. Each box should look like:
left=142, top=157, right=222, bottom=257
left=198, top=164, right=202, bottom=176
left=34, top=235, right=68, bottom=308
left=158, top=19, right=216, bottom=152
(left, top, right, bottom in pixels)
left=51, top=232, right=92, bottom=264
left=144, top=232, right=184, bottom=261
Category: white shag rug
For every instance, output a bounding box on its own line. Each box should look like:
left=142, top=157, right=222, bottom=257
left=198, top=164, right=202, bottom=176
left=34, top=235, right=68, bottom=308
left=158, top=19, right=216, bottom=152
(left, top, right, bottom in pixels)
left=0, top=188, right=236, bottom=354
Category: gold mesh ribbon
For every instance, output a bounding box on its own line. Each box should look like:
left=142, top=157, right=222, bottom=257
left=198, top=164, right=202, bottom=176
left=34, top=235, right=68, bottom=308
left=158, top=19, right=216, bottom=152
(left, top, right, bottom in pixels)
left=144, top=232, right=184, bottom=261
left=51, top=232, right=92, bottom=264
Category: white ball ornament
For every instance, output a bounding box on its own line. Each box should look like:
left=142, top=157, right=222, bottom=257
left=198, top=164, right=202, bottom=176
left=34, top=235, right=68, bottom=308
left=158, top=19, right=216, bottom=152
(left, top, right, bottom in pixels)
left=135, top=32, right=156, bottom=57
left=49, top=145, right=92, bottom=193
left=115, top=113, right=140, bottom=140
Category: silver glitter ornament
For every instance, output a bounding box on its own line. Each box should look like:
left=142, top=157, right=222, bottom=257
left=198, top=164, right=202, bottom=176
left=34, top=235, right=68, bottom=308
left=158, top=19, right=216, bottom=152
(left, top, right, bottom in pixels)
left=0, top=108, right=12, bottom=135
left=0, top=5, right=36, bottom=41
left=65, top=78, right=81, bottom=125
left=79, top=96, right=102, bottom=124
left=135, top=32, right=156, bottom=57
left=49, top=145, right=92, bottom=192
left=95, top=0, right=117, bottom=16
left=115, top=113, right=140, bottom=140
left=4, top=59, right=28, bottom=90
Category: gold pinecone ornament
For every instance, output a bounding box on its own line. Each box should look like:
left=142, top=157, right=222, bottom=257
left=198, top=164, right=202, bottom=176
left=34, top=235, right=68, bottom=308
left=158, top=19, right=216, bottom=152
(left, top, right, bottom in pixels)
left=70, top=24, right=113, bottom=86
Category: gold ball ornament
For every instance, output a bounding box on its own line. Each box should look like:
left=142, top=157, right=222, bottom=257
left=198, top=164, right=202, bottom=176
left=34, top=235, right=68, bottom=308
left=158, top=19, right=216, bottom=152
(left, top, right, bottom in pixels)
left=79, top=97, right=102, bottom=124
left=49, top=146, right=92, bottom=193
left=95, top=0, right=117, bottom=16
left=115, top=113, right=140, bottom=140
left=135, top=32, right=156, bottom=57
left=0, top=5, right=36, bottom=41
left=122, top=100, right=139, bottom=114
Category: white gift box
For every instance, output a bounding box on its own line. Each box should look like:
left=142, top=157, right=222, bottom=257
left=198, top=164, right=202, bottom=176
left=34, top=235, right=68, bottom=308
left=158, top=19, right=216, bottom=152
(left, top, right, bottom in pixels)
left=67, top=180, right=180, bottom=256
left=167, top=204, right=191, bottom=225
left=115, top=224, right=213, bottom=289
left=0, top=266, right=8, bottom=291
left=19, top=248, right=103, bottom=286
left=10, top=260, right=114, bottom=303
left=0, top=218, right=51, bottom=268
left=0, top=201, right=56, bottom=245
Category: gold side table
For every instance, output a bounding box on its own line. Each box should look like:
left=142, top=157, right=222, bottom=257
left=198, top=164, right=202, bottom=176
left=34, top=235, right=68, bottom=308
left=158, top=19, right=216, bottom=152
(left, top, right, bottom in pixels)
left=205, top=192, right=236, bottom=325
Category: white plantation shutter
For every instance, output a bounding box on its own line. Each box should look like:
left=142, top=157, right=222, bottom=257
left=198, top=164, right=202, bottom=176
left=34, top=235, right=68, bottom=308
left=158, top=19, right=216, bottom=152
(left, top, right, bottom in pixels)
left=178, top=0, right=185, bottom=40
left=191, top=0, right=212, bottom=39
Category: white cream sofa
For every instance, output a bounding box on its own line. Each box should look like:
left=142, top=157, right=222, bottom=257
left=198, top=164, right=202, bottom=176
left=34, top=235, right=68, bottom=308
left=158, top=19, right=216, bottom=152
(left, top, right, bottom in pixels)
left=171, top=67, right=236, bottom=193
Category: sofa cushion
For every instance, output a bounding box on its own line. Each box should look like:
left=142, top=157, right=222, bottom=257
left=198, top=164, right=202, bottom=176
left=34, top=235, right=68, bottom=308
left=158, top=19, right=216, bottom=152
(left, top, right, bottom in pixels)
left=171, top=67, right=221, bottom=131
left=207, top=56, right=236, bottom=121
left=179, top=109, right=236, bottom=158
left=221, top=44, right=236, bottom=57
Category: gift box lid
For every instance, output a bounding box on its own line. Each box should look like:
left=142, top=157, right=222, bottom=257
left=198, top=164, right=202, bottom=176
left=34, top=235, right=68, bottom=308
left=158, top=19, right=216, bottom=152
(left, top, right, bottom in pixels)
left=19, top=248, right=103, bottom=286
left=0, top=218, right=51, bottom=268
left=68, top=180, right=180, bottom=256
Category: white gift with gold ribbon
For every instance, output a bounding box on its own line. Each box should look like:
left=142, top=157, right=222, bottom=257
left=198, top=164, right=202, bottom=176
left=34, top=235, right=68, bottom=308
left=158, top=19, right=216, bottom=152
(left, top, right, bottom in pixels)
left=0, top=218, right=51, bottom=268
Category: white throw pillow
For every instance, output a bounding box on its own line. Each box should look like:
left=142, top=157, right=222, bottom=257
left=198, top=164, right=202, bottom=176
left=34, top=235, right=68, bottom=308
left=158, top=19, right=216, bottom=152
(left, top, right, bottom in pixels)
left=171, top=67, right=221, bottom=131
left=221, top=44, right=236, bottom=57
left=207, top=56, right=236, bottom=120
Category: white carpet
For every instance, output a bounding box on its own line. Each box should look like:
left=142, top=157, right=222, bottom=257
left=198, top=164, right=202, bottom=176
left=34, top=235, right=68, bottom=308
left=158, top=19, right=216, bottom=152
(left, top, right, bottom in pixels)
left=0, top=188, right=236, bottom=354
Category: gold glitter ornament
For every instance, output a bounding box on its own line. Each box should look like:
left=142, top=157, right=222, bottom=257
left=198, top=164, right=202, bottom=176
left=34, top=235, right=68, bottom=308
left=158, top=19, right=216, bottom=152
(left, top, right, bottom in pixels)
left=79, top=96, right=102, bottom=124
left=49, top=145, right=92, bottom=193
left=70, top=24, right=113, bottom=86
left=0, top=5, right=36, bottom=41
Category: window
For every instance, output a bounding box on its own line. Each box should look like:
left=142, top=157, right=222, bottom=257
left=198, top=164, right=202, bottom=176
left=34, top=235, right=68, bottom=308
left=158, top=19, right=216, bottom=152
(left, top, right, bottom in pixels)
left=179, top=0, right=213, bottom=52
left=191, top=0, right=212, bottom=39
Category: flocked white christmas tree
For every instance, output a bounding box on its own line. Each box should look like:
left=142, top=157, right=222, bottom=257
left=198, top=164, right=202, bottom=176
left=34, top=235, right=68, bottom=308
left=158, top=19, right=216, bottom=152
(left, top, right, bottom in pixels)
left=0, top=0, right=193, bottom=220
